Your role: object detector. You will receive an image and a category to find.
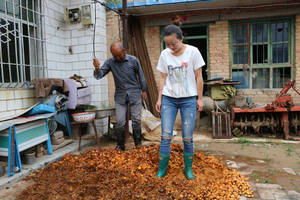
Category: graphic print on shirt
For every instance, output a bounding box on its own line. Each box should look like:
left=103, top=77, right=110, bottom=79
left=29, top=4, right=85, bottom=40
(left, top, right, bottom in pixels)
left=167, top=62, right=189, bottom=96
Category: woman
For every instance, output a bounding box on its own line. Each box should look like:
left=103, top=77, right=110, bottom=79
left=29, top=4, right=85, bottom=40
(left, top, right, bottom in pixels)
left=155, top=24, right=204, bottom=179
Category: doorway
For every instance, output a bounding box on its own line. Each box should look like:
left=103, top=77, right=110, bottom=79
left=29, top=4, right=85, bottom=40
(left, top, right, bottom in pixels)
left=160, top=24, right=209, bottom=94
left=159, top=24, right=210, bottom=129
left=181, top=24, right=209, bottom=95
left=181, top=24, right=210, bottom=127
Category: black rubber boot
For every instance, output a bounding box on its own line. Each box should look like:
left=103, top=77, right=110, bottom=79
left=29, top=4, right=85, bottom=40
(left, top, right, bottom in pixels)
left=133, top=128, right=142, bottom=146
left=115, top=127, right=125, bottom=151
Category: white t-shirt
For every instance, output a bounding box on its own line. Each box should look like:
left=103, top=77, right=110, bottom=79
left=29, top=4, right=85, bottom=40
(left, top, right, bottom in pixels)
left=157, top=44, right=205, bottom=98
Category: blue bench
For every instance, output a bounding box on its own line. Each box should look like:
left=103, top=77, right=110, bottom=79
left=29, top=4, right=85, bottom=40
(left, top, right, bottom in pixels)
left=0, top=113, right=54, bottom=176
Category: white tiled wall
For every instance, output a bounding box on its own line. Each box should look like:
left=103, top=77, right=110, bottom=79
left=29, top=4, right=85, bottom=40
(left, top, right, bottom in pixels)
left=45, top=0, right=108, bottom=134
left=0, top=89, right=36, bottom=119
left=1, top=0, right=109, bottom=134
left=45, top=0, right=108, bottom=101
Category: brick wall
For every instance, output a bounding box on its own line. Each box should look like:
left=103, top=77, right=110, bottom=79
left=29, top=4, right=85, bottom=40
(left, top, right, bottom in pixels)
left=209, top=21, right=230, bottom=79
left=142, top=18, right=300, bottom=106
left=106, top=12, right=162, bottom=104
left=106, top=11, right=121, bottom=107
left=105, top=13, right=300, bottom=118
left=294, top=15, right=300, bottom=105
left=144, top=25, right=195, bottom=130
left=144, top=26, right=161, bottom=89
left=235, top=89, right=279, bottom=105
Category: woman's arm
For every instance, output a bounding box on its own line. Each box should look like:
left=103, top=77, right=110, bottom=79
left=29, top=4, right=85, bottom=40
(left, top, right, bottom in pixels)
left=195, top=68, right=203, bottom=112
left=156, top=72, right=168, bottom=113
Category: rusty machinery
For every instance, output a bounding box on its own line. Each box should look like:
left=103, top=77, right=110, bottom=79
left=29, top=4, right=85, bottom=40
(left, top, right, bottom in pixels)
left=231, top=80, right=300, bottom=140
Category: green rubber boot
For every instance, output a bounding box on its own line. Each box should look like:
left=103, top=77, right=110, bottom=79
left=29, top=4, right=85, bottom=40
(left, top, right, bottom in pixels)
left=184, top=153, right=195, bottom=179
left=155, top=154, right=170, bottom=178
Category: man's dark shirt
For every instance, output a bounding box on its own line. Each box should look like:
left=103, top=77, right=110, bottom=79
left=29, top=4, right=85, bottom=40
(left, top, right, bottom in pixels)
left=94, top=54, right=147, bottom=105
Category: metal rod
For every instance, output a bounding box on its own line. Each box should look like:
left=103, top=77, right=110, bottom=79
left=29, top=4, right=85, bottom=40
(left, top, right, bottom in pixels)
left=121, top=0, right=129, bottom=138
left=26, top=0, right=33, bottom=81
left=227, top=112, right=231, bottom=137
left=218, top=113, right=221, bottom=137
left=122, top=0, right=128, bottom=49
left=0, top=21, right=4, bottom=83
left=12, top=0, right=20, bottom=83
left=212, top=111, right=215, bottom=138
left=225, top=113, right=227, bottom=136
left=20, top=0, right=26, bottom=82
left=40, top=0, right=47, bottom=78
left=93, top=1, right=97, bottom=58
left=93, top=0, right=120, bottom=15
left=31, top=0, right=39, bottom=80
left=78, top=124, right=82, bottom=151
left=5, top=8, right=12, bottom=83
left=10, top=127, right=15, bottom=174
left=92, top=120, right=101, bottom=151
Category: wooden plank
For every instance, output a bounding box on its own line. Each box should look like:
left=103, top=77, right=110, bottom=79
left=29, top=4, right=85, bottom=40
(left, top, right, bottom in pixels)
left=52, top=139, right=73, bottom=152
left=129, top=16, right=160, bottom=117
left=10, top=127, right=14, bottom=174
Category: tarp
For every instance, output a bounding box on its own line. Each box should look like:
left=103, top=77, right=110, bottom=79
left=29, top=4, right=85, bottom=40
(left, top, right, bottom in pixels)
left=23, top=104, right=56, bottom=116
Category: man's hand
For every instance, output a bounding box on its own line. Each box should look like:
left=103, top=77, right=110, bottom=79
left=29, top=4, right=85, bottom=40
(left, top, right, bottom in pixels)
left=197, top=99, right=203, bottom=112
left=142, top=92, right=147, bottom=100
left=93, top=58, right=100, bottom=69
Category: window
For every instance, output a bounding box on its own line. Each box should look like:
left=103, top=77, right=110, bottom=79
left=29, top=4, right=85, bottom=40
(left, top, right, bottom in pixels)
left=0, top=0, right=44, bottom=87
left=230, top=18, right=293, bottom=89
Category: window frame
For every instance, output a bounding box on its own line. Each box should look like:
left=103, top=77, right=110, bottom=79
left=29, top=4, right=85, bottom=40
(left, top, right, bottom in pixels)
left=160, top=23, right=210, bottom=77
left=229, top=17, right=295, bottom=89
left=0, top=0, right=45, bottom=88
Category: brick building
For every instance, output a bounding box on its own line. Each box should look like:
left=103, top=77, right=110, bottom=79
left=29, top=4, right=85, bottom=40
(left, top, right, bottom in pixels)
left=106, top=0, right=300, bottom=108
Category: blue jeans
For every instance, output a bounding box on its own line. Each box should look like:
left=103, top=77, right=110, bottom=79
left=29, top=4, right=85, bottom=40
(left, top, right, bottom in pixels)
left=160, top=95, right=197, bottom=155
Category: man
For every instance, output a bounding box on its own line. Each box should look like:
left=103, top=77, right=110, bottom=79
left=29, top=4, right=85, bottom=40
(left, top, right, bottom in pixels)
left=93, top=41, right=147, bottom=151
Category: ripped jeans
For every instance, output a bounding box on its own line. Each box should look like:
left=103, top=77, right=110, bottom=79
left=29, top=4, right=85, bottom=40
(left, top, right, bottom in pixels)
left=160, top=95, right=197, bottom=155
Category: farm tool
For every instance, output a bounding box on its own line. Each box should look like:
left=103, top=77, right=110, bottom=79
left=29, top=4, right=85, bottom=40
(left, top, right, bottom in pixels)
left=231, top=80, right=300, bottom=140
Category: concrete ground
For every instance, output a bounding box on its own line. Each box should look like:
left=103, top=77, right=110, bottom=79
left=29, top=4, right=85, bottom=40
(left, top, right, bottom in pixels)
left=0, top=131, right=299, bottom=200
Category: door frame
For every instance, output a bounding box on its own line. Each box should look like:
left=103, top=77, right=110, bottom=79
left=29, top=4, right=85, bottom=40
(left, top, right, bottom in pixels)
left=160, top=23, right=210, bottom=79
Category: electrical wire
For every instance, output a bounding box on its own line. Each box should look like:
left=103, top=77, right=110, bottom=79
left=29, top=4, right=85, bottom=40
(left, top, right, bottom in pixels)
left=92, top=0, right=121, bottom=58
left=93, top=0, right=120, bottom=14
left=118, top=15, right=121, bottom=40
left=93, top=1, right=97, bottom=58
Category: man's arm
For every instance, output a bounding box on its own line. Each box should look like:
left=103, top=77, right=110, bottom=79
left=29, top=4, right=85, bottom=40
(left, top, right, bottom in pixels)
left=195, top=68, right=203, bottom=112
left=93, top=58, right=111, bottom=80
left=136, top=59, right=147, bottom=92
